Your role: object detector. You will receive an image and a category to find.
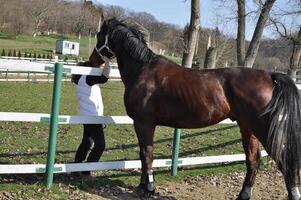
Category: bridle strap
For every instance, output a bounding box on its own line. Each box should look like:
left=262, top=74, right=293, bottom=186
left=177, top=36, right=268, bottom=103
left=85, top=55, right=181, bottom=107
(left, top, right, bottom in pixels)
left=94, top=34, right=115, bottom=61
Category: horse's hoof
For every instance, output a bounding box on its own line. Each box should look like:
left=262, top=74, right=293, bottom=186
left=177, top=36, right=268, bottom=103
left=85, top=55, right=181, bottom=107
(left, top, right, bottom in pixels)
left=236, top=198, right=250, bottom=200
left=147, top=182, right=155, bottom=192
left=135, top=183, right=155, bottom=198
left=236, top=197, right=250, bottom=200
left=142, top=189, right=155, bottom=198
left=236, top=192, right=250, bottom=200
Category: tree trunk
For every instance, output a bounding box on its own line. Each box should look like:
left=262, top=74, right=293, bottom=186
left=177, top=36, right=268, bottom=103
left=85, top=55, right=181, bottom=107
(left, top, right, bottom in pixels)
left=288, top=41, right=301, bottom=80
left=244, top=0, right=276, bottom=68
left=204, top=35, right=217, bottom=68
left=32, top=18, right=41, bottom=37
left=236, top=0, right=245, bottom=66
left=181, top=0, right=200, bottom=68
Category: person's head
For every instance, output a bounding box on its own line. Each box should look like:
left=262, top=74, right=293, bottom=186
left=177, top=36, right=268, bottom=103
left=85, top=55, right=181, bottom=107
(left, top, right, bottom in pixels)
left=71, top=61, right=92, bottom=83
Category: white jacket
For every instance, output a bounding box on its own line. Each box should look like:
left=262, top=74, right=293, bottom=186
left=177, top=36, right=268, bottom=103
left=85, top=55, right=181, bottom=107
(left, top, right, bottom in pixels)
left=76, top=75, right=103, bottom=116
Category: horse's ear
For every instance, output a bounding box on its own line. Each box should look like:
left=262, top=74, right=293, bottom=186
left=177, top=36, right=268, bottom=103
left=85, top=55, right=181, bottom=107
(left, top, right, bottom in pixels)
left=101, top=20, right=109, bottom=33
left=98, top=14, right=104, bottom=32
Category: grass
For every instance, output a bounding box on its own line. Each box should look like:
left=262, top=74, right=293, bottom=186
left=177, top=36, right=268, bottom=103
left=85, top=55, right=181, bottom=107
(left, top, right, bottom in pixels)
left=164, top=55, right=182, bottom=64
left=0, top=32, right=96, bottom=60
left=0, top=32, right=183, bottom=64
left=0, top=81, right=259, bottom=198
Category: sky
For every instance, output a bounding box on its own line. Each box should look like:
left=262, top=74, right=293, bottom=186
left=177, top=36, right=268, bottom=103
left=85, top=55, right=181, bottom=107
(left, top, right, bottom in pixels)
left=94, top=0, right=214, bottom=28
left=93, top=0, right=250, bottom=39
left=93, top=0, right=299, bottom=40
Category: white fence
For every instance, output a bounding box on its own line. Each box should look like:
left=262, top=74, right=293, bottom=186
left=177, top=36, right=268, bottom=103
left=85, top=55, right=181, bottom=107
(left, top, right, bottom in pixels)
left=0, top=58, right=268, bottom=177
left=0, top=58, right=120, bottom=81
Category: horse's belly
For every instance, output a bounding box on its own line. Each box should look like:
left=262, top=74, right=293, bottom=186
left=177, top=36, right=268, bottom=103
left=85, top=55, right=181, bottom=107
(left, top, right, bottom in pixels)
left=157, top=108, right=230, bottom=129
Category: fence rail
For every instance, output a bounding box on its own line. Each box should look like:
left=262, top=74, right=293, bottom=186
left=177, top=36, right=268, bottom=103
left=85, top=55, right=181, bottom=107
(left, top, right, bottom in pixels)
left=0, top=58, right=120, bottom=80
left=0, top=150, right=268, bottom=174
left=0, top=58, right=268, bottom=188
left=0, top=112, right=235, bottom=124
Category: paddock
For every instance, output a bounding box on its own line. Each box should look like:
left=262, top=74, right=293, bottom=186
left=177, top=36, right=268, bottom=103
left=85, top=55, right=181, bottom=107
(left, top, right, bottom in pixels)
left=0, top=58, right=293, bottom=199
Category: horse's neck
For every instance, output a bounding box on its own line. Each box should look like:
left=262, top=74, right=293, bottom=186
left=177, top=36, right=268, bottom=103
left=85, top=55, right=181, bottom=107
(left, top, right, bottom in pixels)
left=116, top=55, right=142, bottom=86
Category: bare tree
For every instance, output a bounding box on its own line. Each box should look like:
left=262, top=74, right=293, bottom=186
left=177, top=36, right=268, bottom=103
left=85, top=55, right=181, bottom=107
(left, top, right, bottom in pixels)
left=103, top=5, right=127, bottom=20
left=182, top=0, right=201, bottom=68
left=216, top=0, right=276, bottom=68
left=244, top=0, right=277, bottom=68
left=26, top=0, right=56, bottom=37
left=271, top=23, right=301, bottom=77
left=204, top=33, right=218, bottom=68
left=270, top=0, right=301, bottom=78
left=236, top=0, right=246, bottom=66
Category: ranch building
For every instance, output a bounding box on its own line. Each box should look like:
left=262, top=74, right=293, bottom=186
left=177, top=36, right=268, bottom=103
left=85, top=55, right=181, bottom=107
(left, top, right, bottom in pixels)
left=55, top=40, right=80, bottom=56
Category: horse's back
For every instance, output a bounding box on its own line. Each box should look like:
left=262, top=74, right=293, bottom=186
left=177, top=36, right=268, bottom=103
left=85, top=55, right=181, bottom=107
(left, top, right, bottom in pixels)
left=219, top=67, right=273, bottom=112
left=214, top=67, right=274, bottom=132
left=126, top=62, right=274, bottom=129
left=149, top=65, right=232, bottom=127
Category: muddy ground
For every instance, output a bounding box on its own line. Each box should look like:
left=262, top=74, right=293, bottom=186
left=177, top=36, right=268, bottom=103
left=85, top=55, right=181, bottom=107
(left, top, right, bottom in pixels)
left=1, top=166, right=290, bottom=200
left=85, top=169, right=288, bottom=200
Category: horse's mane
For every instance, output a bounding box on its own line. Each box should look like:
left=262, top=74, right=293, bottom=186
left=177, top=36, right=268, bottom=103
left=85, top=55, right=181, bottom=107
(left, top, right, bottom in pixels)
left=106, top=19, right=156, bottom=63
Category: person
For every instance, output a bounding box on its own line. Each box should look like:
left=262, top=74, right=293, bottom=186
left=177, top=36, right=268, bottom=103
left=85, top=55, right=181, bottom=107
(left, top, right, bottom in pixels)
left=72, top=60, right=110, bottom=176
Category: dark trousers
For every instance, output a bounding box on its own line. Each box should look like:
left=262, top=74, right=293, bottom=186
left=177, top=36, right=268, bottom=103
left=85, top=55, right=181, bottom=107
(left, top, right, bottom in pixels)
left=74, top=124, right=105, bottom=165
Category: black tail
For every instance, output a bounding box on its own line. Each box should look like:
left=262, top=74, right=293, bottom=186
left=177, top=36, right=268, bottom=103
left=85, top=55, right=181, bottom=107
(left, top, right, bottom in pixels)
left=260, top=72, right=301, bottom=184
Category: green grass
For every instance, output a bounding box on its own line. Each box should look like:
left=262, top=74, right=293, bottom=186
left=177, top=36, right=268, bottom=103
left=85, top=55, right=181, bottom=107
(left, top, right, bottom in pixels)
left=0, top=81, right=257, bottom=198
left=0, top=32, right=183, bottom=63
left=165, top=55, right=182, bottom=64
left=0, top=32, right=97, bottom=60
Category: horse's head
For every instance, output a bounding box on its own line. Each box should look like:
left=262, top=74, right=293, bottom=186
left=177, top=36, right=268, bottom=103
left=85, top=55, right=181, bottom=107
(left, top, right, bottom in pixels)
left=89, top=18, right=153, bottom=67
left=89, top=18, right=117, bottom=67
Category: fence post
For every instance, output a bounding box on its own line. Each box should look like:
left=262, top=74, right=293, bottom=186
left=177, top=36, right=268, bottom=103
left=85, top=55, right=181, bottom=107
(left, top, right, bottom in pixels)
left=171, top=128, right=181, bottom=176
left=45, top=63, right=63, bottom=188
left=5, top=69, right=8, bottom=81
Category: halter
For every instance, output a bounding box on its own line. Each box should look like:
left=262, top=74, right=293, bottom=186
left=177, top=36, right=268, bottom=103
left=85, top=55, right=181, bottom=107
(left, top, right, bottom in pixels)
left=94, top=34, right=115, bottom=60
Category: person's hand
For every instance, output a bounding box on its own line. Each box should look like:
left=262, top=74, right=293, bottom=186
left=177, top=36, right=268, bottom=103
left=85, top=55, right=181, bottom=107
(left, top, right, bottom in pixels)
left=101, top=55, right=110, bottom=64
left=101, top=60, right=111, bottom=78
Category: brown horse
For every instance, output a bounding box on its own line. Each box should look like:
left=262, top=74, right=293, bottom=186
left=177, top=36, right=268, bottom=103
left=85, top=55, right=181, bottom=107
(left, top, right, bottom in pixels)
left=89, top=18, right=301, bottom=200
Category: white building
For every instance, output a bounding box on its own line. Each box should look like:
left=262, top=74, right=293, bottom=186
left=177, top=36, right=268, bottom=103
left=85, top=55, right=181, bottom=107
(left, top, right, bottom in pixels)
left=56, top=40, right=80, bottom=56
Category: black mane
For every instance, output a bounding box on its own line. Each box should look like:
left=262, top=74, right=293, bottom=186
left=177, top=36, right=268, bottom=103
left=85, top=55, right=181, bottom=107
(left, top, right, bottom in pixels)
left=106, top=19, right=156, bottom=63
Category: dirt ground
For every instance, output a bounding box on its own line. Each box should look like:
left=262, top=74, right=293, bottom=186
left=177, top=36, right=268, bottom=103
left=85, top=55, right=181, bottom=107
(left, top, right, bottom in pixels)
left=73, top=168, right=288, bottom=200
left=0, top=168, right=290, bottom=200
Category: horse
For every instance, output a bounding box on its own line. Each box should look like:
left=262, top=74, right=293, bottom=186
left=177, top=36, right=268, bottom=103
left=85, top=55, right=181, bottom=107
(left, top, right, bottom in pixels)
left=88, top=18, right=301, bottom=200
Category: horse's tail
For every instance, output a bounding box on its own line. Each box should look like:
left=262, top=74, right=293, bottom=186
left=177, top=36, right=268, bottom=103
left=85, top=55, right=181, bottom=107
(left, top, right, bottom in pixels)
left=260, top=72, right=301, bottom=184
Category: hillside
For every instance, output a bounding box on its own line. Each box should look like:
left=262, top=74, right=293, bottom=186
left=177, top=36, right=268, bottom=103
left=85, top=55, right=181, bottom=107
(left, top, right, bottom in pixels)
left=0, top=32, right=96, bottom=60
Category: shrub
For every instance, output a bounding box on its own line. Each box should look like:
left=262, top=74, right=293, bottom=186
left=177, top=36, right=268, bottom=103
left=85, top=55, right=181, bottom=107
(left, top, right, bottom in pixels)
left=17, top=51, right=21, bottom=58
left=13, top=49, right=17, bottom=57
left=33, top=53, right=36, bottom=58
left=24, top=52, right=28, bottom=57
left=7, top=49, right=12, bottom=57
left=28, top=52, right=32, bottom=58
left=1, top=49, right=5, bottom=56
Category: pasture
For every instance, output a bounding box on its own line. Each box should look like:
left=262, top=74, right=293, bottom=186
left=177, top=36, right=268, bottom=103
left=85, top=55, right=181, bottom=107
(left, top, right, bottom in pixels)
left=0, top=32, right=183, bottom=65
left=0, top=32, right=95, bottom=60
left=0, top=80, right=257, bottom=198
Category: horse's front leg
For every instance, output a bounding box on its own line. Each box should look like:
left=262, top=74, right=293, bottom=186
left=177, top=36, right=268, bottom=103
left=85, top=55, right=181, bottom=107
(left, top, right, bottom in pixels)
left=134, top=120, right=156, bottom=196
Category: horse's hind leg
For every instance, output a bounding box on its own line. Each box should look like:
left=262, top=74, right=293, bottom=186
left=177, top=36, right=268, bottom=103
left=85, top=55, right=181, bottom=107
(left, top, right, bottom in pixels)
left=133, top=121, right=156, bottom=196
left=277, top=162, right=300, bottom=200
left=237, top=125, right=261, bottom=200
